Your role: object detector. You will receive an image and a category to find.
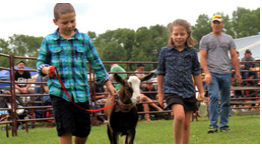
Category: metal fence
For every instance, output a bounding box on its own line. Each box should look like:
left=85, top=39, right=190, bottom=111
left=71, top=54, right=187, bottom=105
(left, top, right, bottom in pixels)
left=0, top=53, right=260, bottom=137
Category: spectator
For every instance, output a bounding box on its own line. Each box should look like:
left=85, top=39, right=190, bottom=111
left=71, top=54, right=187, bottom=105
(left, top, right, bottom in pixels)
left=135, top=63, right=145, bottom=79
left=35, top=75, right=51, bottom=103
left=110, top=64, right=127, bottom=91
left=240, top=49, right=258, bottom=86
left=140, top=79, right=164, bottom=121
left=34, top=75, right=52, bottom=120
left=93, top=84, right=107, bottom=124
left=142, top=79, right=158, bottom=100
left=200, top=15, right=242, bottom=133
left=14, top=61, right=35, bottom=106
left=232, top=51, right=245, bottom=78
left=232, top=51, right=243, bottom=97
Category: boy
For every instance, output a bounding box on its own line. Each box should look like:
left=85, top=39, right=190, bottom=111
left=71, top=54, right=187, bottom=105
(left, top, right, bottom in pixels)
left=36, top=3, right=116, bottom=144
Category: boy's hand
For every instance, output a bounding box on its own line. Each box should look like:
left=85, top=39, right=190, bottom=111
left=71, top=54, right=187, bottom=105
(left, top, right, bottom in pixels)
left=42, top=66, right=56, bottom=78
left=105, top=81, right=117, bottom=96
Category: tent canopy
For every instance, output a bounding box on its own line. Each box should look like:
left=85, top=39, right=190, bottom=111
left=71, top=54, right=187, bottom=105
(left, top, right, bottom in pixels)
left=0, top=66, right=38, bottom=87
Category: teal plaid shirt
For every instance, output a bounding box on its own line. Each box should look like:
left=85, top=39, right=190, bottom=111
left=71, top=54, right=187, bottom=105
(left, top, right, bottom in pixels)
left=36, top=28, right=110, bottom=103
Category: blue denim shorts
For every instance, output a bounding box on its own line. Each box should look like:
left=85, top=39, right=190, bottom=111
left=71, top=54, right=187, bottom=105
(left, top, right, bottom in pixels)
left=50, top=95, right=91, bottom=138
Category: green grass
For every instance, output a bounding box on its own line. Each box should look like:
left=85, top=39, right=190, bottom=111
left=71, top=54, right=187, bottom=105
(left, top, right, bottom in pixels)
left=0, top=115, right=260, bottom=144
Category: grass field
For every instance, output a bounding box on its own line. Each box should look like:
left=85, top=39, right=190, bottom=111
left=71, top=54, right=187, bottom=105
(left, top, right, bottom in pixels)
left=0, top=115, right=260, bottom=144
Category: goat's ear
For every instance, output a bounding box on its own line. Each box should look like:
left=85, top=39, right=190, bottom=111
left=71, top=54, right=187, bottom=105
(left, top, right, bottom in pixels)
left=114, top=74, right=125, bottom=85
left=141, top=73, right=154, bottom=82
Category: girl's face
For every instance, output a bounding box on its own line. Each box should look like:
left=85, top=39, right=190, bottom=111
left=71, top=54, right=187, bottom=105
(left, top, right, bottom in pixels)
left=170, top=26, right=188, bottom=50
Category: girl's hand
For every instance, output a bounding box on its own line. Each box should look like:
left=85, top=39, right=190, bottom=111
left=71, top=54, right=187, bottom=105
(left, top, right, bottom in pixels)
left=200, top=92, right=206, bottom=102
left=158, top=93, right=164, bottom=108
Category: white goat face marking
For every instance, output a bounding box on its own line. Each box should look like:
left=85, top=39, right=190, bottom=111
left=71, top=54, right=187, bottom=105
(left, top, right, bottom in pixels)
left=127, top=76, right=141, bottom=103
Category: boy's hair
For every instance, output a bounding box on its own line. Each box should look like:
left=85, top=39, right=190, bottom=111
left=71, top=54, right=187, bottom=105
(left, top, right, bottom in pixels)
left=54, top=3, right=75, bottom=20
left=168, top=19, right=197, bottom=49
left=17, top=60, right=26, bottom=65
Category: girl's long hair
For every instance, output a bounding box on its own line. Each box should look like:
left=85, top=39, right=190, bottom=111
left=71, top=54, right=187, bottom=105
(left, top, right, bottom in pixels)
left=168, top=19, right=197, bottom=49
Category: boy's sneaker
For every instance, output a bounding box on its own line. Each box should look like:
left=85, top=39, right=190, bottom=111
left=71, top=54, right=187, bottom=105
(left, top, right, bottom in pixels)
left=220, top=128, right=230, bottom=132
left=208, top=126, right=218, bottom=133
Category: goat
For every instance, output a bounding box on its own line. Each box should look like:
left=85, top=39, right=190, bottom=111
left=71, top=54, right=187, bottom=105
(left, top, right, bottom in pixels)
left=104, top=73, right=153, bottom=144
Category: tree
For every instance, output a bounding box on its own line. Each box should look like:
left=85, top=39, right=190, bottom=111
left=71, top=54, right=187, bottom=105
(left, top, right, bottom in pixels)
left=0, top=38, right=11, bottom=68
left=93, top=28, right=136, bottom=69
left=7, top=34, right=43, bottom=68
left=87, top=31, right=96, bottom=41
left=192, top=14, right=211, bottom=49
left=232, top=7, right=260, bottom=38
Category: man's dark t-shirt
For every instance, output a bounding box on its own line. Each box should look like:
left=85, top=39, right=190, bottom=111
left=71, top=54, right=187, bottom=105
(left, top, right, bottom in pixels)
left=15, top=71, right=31, bottom=88
left=142, top=86, right=157, bottom=100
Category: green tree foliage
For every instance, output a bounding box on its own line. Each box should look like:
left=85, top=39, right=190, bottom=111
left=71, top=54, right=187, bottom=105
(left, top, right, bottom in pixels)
left=232, top=7, right=260, bottom=38
left=191, top=14, right=212, bottom=48
left=0, top=35, right=43, bottom=68
left=0, top=38, right=11, bottom=68
left=87, top=31, right=96, bottom=41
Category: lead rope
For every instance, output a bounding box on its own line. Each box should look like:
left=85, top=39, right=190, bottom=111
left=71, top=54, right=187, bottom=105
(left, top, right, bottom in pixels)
left=49, top=66, right=115, bottom=112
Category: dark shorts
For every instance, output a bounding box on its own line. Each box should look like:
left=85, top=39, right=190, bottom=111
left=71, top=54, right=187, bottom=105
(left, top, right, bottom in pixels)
left=164, top=93, right=198, bottom=112
left=50, top=95, right=91, bottom=138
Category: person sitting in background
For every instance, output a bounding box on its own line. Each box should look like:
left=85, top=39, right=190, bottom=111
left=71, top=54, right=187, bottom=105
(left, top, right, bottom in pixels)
left=232, top=51, right=245, bottom=79
left=15, top=61, right=35, bottom=106
left=139, top=79, right=164, bottom=122
left=93, top=84, right=108, bottom=124
left=110, top=64, right=127, bottom=91
left=33, top=75, right=52, bottom=121
left=240, top=49, right=258, bottom=86
left=35, top=75, right=51, bottom=103
left=135, top=63, right=145, bottom=79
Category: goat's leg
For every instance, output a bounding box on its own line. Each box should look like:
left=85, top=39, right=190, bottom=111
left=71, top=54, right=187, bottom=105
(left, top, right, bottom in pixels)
left=106, top=124, right=114, bottom=144
left=112, top=131, right=119, bottom=144
left=126, top=130, right=136, bottom=144
left=124, top=135, right=128, bottom=144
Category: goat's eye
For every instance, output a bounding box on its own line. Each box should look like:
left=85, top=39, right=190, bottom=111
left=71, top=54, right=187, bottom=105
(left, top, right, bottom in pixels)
left=127, top=87, right=133, bottom=93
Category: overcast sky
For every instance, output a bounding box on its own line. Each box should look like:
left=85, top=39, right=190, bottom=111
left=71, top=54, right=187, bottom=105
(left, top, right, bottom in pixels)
left=0, top=0, right=260, bottom=40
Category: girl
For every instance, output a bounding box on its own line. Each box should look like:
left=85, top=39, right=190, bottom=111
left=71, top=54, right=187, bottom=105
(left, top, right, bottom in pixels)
left=156, top=19, right=205, bottom=144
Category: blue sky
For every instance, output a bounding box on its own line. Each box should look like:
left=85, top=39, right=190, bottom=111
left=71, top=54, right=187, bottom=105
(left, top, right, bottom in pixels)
left=0, top=0, right=260, bottom=40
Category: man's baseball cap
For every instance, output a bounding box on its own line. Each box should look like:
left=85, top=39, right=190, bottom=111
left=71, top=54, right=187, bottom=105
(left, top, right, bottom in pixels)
left=212, top=15, right=223, bottom=22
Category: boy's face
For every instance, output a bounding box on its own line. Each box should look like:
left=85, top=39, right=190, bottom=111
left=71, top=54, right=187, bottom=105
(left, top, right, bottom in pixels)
left=53, top=12, right=76, bottom=37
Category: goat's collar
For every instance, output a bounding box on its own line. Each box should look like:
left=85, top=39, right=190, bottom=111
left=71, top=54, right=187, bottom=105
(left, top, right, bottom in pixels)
left=114, top=95, right=136, bottom=113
